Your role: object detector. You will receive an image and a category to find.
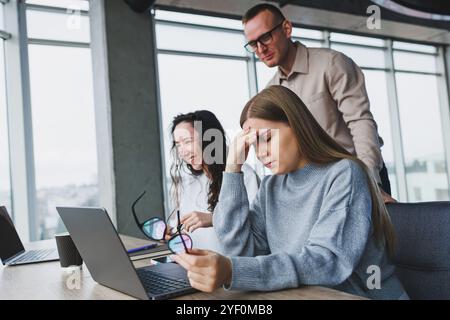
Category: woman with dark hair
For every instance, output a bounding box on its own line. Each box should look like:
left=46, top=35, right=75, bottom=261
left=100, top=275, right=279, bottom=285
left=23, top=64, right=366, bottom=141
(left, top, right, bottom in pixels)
left=172, top=87, right=408, bottom=299
left=169, top=110, right=259, bottom=253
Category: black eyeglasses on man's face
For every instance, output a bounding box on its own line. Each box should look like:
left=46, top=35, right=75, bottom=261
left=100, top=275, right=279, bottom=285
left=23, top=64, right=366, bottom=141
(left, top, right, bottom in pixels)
left=131, top=191, right=192, bottom=254
left=244, top=20, right=285, bottom=53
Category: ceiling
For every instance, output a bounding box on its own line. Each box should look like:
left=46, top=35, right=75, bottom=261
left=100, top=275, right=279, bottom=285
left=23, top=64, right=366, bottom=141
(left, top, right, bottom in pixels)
left=271, top=0, right=450, bottom=29
left=154, top=0, right=450, bottom=45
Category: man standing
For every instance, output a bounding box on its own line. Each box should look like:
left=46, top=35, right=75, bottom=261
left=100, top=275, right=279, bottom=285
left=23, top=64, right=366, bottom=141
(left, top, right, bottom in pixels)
left=243, top=3, right=395, bottom=202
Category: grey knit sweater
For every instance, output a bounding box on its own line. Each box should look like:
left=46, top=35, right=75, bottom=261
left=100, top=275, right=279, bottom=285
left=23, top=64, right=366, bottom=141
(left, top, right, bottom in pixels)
left=213, top=159, right=407, bottom=299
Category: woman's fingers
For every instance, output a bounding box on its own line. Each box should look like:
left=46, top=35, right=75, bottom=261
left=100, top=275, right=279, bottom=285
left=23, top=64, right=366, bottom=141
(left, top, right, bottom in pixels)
left=174, top=259, right=217, bottom=292
left=172, top=251, right=211, bottom=273
left=172, top=250, right=226, bottom=293
left=187, top=270, right=206, bottom=283
left=180, top=212, right=193, bottom=224
left=171, top=255, right=203, bottom=274
left=245, top=129, right=258, bottom=146
left=180, top=212, right=212, bottom=232
left=226, top=128, right=258, bottom=172
left=187, top=270, right=217, bottom=291
left=175, top=250, right=212, bottom=266
left=181, top=248, right=210, bottom=256
left=188, top=278, right=214, bottom=293
left=186, top=222, right=202, bottom=233
left=181, top=217, right=195, bottom=231
left=236, top=130, right=257, bottom=160
left=187, top=219, right=200, bottom=232
left=182, top=217, right=196, bottom=233
left=239, top=129, right=257, bottom=147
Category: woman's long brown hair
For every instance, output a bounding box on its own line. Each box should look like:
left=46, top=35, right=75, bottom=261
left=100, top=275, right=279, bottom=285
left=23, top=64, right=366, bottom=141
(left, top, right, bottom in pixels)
left=240, top=85, right=396, bottom=257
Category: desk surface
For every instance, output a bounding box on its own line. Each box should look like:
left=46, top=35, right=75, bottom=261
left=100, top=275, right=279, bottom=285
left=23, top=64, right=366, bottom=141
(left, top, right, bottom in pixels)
left=0, top=236, right=365, bottom=300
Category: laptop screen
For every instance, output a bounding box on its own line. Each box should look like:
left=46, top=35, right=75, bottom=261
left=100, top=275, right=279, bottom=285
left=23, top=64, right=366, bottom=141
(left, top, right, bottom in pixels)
left=0, top=207, right=25, bottom=262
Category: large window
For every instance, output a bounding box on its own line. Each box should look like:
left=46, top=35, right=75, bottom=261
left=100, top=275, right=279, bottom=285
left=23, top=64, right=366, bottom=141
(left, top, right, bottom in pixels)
left=0, top=2, right=12, bottom=214
left=1, top=40, right=12, bottom=214
left=158, top=54, right=250, bottom=143
left=363, top=70, right=397, bottom=196
left=154, top=9, right=450, bottom=203
left=155, top=10, right=258, bottom=198
left=25, top=0, right=98, bottom=239
left=155, top=10, right=331, bottom=184
left=0, top=1, right=4, bottom=30
left=329, top=34, right=398, bottom=197
left=395, top=47, right=449, bottom=201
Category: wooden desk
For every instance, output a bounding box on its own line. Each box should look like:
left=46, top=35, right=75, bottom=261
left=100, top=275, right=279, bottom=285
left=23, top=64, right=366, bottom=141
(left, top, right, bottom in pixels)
left=0, top=236, right=366, bottom=300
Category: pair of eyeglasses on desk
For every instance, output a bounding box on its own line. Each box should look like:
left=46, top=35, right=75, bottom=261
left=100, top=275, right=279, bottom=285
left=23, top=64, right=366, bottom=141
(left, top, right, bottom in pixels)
left=131, top=191, right=193, bottom=254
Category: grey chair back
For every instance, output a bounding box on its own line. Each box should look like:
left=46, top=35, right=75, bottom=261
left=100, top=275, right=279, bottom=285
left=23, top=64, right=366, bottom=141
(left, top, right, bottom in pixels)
left=387, top=202, right=450, bottom=300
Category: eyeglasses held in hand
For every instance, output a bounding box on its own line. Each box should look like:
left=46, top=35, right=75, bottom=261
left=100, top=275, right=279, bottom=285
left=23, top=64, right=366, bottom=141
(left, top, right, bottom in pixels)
left=131, top=191, right=192, bottom=254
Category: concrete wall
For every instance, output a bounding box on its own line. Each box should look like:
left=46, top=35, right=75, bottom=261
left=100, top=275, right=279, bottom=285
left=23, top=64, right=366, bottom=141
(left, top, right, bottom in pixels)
left=90, top=0, right=165, bottom=238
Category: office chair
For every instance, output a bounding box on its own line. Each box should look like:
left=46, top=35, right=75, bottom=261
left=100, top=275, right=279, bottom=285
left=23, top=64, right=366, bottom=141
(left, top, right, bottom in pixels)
left=387, top=201, right=450, bottom=299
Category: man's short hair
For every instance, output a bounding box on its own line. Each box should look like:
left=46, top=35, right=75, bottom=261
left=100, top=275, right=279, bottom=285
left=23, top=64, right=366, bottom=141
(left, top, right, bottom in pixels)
left=242, top=3, right=286, bottom=24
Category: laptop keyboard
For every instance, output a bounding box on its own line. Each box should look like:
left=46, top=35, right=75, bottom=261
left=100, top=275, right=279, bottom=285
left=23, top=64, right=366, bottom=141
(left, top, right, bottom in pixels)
left=136, top=268, right=191, bottom=296
left=12, top=249, right=55, bottom=264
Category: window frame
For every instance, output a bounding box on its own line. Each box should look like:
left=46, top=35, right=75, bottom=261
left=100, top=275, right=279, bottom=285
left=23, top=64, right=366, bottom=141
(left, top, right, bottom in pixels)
left=2, top=4, right=450, bottom=241
left=0, top=2, right=13, bottom=219
left=153, top=9, right=450, bottom=203
left=3, top=0, right=96, bottom=241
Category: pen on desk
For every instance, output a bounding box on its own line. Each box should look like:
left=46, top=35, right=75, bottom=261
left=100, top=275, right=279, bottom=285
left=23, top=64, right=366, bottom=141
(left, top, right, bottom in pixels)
left=127, top=243, right=158, bottom=254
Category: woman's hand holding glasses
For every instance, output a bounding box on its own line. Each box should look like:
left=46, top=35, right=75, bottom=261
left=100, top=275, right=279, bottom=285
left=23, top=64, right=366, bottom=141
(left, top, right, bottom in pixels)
left=180, top=211, right=213, bottom=233
left=131, top=191, right=193, bottom=254
left=171, top=248, right=232, bottom=293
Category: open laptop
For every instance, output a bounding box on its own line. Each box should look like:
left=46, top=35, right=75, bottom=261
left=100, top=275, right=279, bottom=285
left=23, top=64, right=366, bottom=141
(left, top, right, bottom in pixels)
left=56, top=206, right=197, bottom=300
left=0, top=206, right=59, bottom=266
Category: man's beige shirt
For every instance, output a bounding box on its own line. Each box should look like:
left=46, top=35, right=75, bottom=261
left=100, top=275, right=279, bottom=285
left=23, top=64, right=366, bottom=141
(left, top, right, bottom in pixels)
left=267, top=42, right=383, bottom=182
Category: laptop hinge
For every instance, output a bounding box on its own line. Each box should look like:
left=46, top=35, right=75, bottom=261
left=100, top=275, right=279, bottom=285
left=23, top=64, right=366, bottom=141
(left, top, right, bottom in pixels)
left=3, top=249, right=26, bottom=264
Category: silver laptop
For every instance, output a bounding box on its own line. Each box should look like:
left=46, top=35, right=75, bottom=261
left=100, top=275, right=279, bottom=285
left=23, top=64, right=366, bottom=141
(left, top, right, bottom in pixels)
left=56, top=206, right=196, bottom=300
left=0, top=206, right=59, bottom=266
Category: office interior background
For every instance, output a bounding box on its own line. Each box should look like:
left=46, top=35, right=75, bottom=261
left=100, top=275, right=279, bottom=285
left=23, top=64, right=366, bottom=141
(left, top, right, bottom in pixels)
left=0, top=0, right=450, bottom=242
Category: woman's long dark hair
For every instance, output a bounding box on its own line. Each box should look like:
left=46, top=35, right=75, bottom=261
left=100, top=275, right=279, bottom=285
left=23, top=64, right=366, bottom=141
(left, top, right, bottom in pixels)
left=170, top=110, right=227, bottom=212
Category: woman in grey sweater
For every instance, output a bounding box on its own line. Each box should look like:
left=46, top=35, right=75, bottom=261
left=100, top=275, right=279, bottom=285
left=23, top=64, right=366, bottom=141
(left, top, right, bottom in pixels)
left=172, top=85, right=408, bottom=299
